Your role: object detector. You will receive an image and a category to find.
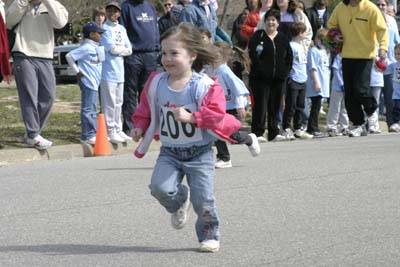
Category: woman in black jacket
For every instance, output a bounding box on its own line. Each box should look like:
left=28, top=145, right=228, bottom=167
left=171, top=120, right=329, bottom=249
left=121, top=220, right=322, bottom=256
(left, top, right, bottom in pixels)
left=248, top=9, right=293, bottom=142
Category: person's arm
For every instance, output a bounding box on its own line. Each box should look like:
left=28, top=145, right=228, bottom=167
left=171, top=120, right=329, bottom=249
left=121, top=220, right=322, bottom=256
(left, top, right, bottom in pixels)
left=308, top=49, right=321, bottom=92
left=373, top=10, right=389, bottom=60
left=5, top=0, right=30, bottom=29
left=41, top=0, right=68, bottom=29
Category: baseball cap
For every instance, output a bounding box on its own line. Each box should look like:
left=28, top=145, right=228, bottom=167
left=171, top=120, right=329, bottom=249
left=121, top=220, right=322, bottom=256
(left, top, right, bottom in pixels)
left=82, top=22, right=106, bottom=38
left=105, top=1, right=121, bottom=11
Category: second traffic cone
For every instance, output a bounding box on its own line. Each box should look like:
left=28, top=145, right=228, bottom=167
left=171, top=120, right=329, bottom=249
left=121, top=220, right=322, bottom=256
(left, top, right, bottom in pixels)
left=94, top=113, right=111, bottom=156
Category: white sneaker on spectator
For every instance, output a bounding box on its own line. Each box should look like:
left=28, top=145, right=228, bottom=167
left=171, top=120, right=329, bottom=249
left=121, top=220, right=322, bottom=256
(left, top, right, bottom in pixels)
left=171, top=188, right=191, bottom=229
left=247, top=133, right=260, bottom=157
left=272, top=134, right=286, bottom=142
left=257, top=136, right=267, bottom=143
left=80, top=136, right=96, bottom=145
left=215, top=159, right=232, bottom=169
left=199, top=239, right=220, bottom=252
left=348, top=125, right=368, bottom=137
left=294, top=129, right=313, bottom=139
left=25, top=135, right=52, bottom=150
left=283, top=128, right=295, bottom=140
left=118, top=131, right=132, bottom=142
left=109, top=131, right=125, bottom=143
left=389, top=123, right=400, bottom=132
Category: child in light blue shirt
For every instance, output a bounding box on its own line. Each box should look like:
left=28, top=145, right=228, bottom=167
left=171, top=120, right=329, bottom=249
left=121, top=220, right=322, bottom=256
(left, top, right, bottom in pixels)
left=66, top=22, right=105, bottom=144
left=306, top=28, right=331, bottom=137
left=386, top=43, right=400, bottom=132
left=99, top=1, right=132, bottom=143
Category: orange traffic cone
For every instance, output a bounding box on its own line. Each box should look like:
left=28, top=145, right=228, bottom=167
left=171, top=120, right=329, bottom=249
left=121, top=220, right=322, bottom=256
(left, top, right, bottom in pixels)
left=94, top=113, right=111, bottom=156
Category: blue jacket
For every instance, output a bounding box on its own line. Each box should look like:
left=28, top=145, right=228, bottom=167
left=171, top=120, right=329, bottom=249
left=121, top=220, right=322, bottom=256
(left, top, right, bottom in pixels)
left=119, top=0, right=159, bottom=52
left=179, top=0, right=217, bottom=40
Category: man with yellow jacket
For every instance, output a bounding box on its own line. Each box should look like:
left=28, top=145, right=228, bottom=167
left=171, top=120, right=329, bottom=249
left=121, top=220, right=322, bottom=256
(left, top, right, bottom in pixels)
left=328, top=0, right=388, bottom=137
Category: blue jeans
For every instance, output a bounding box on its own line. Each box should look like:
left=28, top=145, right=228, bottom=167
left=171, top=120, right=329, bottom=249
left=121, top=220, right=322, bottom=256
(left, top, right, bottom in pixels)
left=149, top=144, right=220, bottom=242
left=80, top=82, right=98, bottom=140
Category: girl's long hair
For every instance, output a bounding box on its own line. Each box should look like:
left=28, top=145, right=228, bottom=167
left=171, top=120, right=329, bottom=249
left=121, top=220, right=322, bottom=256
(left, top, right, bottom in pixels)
left=161, top=23, right=218, bottom=72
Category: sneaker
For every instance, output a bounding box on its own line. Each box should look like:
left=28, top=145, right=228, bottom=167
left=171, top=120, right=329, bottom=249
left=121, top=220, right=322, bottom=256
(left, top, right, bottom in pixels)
left=294, top=129, right=313, bottom=139
left=215, top=159, right=232, bottom=169
left=198, top=239, right=220, bottom=253
left=348, top=125, right=368, bottom=137
left=272, top=134, right=286, bottom=142
left=257, top=136, right=267, bottom=143
left=311, top=131, right=327, bottom=138
left=109, top=131, right=125, bottom=144
left=80, top=136, right=96, bottom=145
left=25, top=135, right=52, bottom=150
left=368, top=128, right=382, bottom=134
left=247, top=133, right=260, bottom=157
left=340, top=128, right=350, bottom=136
left=389, top=123, right=400, bottom=132
left=171, top=188, right=191, bottom=229
left=327, top=128, right=342, bottom=137
left=319, top=107, right=326, bottom=115
left=118, top=131, right=132, bottom=142
left=283, top=128, right=295, bottom=141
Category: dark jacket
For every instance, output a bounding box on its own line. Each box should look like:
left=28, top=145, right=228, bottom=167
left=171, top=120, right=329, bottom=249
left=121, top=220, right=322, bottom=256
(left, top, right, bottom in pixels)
left=305, top=7, right=331, bottom=40
left=158, top=12, right=177, bottom=36
left=119, top=0, right=160, bottom=52
left=248, top=30, right=293, bottom=81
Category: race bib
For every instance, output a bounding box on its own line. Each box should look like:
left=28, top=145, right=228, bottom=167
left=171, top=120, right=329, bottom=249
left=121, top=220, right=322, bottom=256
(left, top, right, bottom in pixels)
left=393, top=67, right=400, bottom=82
left=159, top=103, right=203, bottom=144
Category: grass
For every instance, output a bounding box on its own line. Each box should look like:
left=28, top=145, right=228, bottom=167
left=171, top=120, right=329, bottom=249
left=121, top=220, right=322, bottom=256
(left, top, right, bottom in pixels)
left=0, top=83, right=81, bottom=149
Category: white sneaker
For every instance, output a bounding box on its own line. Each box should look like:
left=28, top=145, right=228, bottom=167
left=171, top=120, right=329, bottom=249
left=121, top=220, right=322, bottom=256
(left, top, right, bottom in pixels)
left=171, top=188, right=191, bottom=229
left=215, top=159, right=232, bottom=169
left=80, top=136, right=96, bottom=145
left=272, top=134, right=286, bottom=142
left=389, top=123, right=400, bottom=133
left=319, top=107, right=326, bottom=115
left=109, top=131, right=125, bottom=144
left=348, top=125, right=368, bottom=137
left=247, top=133, right=260, bottom=157
left=294, top=129, right=313, bottom=139
left=118, top=131, right=132, bottom=142
left=25, top=135, right=52, bottom=150
left=199, top=239, right=220, bottom=252
left=257, top=136, right=267, bottom=143
left=283, top=128, right=295, bottom=140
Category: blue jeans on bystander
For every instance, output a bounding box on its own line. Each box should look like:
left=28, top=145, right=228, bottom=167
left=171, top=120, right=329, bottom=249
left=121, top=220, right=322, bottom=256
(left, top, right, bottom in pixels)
left=79, top=82, right=98, bottom=141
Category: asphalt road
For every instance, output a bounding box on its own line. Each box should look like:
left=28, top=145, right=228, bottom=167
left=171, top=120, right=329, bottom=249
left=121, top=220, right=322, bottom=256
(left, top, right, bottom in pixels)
left=0, top=134, right=399, bottom=267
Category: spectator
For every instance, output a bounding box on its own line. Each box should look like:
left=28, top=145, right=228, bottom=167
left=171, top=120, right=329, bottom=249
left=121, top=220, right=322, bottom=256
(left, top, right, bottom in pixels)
left=180, top=0, right=218, bottom=41
left=305, top=0, right=331, bottom=40
left=93, top=6, right=106, bottom=26
left=248, top=9, right=293, bottom=142
left=119, top=0, right=159, bottom=134
left=66, top=22, right=105, bottom=145
left=0, top=0, right=12, bottom=84
left=100, top=1, right=132, bottom=144
left=328, top=0, right=388, bottom=137
left=240, top=0, right=273, bottom=43
left=158, top=0, right=178, bottom=36
left=6, top=0, right=68, bottom=150
left=231, top=7, right=250, bottom=49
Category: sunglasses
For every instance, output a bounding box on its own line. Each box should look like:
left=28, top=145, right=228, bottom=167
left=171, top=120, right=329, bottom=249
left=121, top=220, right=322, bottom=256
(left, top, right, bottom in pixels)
left=164, top=3, right=172, bottom=7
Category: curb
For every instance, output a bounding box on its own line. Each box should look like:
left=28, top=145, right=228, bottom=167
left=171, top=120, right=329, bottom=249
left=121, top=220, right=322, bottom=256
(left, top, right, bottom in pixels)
left=0, top=141, right=161, bottom=166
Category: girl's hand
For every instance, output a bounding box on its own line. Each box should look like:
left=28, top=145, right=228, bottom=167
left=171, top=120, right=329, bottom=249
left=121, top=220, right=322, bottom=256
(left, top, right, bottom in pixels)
left=236, top=108, right=246, bottom=120
left=314, top=81, right=321, bottom=92
left=130, top=128, right=143, bottom=142
left=172, top=107, right=196, bottom=124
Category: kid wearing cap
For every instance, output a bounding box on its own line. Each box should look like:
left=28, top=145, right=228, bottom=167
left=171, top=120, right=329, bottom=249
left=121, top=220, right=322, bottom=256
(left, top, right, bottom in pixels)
left=100, top=1, right=132, bottom=143
left=66, top=22, right=106, bottom=144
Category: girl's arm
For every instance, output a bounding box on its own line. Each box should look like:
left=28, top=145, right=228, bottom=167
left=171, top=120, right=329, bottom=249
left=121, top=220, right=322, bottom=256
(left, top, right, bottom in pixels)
left=310, top=69, right=321, bottom=92
left=193, top=80, right=226, bottom=129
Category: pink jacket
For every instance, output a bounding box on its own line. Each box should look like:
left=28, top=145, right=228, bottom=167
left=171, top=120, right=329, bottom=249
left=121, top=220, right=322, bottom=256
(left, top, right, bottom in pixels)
left=132, top=72, right=242, bottom=158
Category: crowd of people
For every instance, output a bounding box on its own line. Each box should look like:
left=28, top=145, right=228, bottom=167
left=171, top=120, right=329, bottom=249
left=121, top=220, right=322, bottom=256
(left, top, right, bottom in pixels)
left=1, top=0, right=400, bottom=253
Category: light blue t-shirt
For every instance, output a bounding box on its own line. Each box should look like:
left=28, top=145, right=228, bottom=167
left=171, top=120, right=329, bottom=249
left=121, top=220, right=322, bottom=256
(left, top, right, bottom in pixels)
left=212, top=64, right=249, bottom=110
left=68, top=39, right=103, bottom=90
left=331, top=54, right=344, bottom=92
left=100, top=20, right=131, bottom=83
left=387, top=62, right=400, bottom=99
left=306, top=46, right=330, bottom=98
left=156, top=72, right=216, bottom=147
left=289, top=40, right=307, bottom=83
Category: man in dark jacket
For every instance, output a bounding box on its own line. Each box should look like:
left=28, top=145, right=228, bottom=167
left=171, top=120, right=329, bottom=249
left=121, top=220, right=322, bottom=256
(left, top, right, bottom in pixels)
left=119, top=0, right=159, bottom=133
left=158, top=0, right=178, bottom=36
left=305, top=0, right=331, bottom=40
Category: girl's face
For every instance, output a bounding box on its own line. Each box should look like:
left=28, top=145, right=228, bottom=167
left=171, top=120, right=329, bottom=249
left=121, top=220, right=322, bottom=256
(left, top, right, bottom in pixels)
left=376, top=0, right=387, bottom=13
left=95, top=14, right=105, bottom=25
left=161, top=36, right=197, bottom=77
left=395, top=47, right=400, bottom=61
left=261, top=0, right=273, bottom=9
left=106, top=7, right=121, bottom=22
left=276, top=0, right=289, bottom=11
left=264, top=16, right=279, bottom=33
